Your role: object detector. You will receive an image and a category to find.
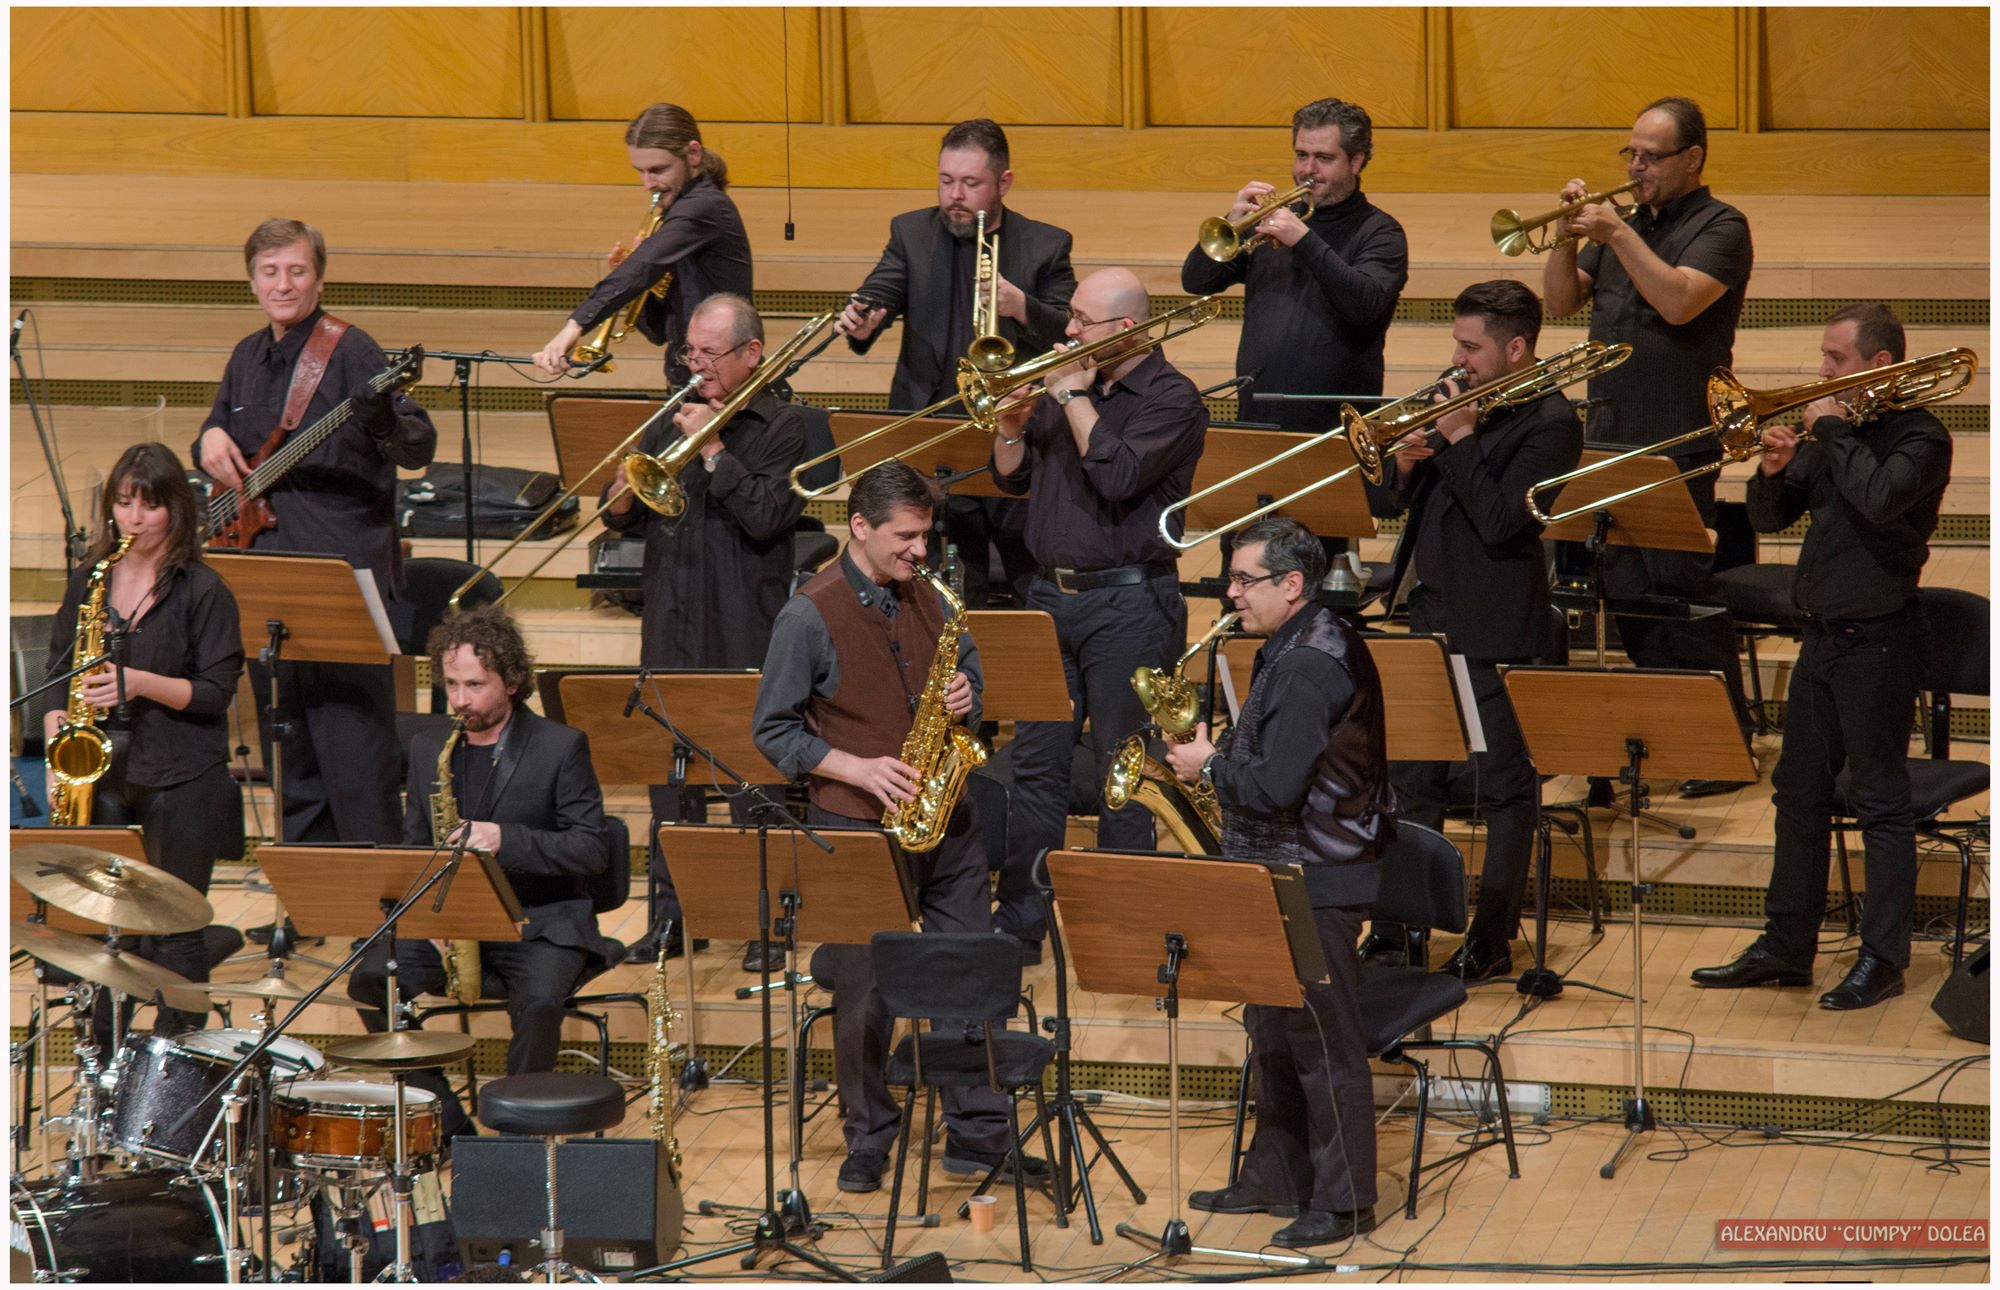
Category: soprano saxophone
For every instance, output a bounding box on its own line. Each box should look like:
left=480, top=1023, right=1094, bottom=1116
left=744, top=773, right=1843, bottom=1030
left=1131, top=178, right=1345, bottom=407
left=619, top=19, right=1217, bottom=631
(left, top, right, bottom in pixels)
left=431, top=719, right=483, bottom=1006
left=646, top=939, right=684, bottom=1174
left=48, top=535, right=134, bottom=826
left=882, top=563, right=989, bottom=853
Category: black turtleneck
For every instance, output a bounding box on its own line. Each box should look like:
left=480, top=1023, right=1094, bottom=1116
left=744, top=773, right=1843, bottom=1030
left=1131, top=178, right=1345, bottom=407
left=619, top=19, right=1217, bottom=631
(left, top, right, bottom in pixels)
left=1181, top=187, right=1409, bottom=432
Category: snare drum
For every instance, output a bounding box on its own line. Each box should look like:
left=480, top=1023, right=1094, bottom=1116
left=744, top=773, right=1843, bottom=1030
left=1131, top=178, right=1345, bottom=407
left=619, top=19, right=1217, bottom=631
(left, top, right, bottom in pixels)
left=11, top=1171, right=229, bottom=1282
left=105, top=1029, right=325, bottom=1165
left=276, top=1081, right=442, bottom=1171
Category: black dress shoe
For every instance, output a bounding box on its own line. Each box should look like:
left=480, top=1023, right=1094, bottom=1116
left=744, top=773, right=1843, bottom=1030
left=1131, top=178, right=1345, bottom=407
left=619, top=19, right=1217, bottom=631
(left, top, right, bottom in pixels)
left=838, top=1148, right=888, bottom=1193
left=1187, top=1183, right=1303, bottom=1217
left=1679, top=778, right=1752, bottom=799
left=1818, top=953, right=1905, bottom=1011
left=741, top=939, right=786, bottom=973
left=1271, top=1207, right=1375, bottom=1248
left=1690, top=943, right=1812, bottom=989
left=1357, top=932, right=1408, bottom=968
left=1437, top=939, right=1511, bottom=984
left=626, top=920, right=709, bottom=963
left=942, top=1141, right=1050, bottom=1182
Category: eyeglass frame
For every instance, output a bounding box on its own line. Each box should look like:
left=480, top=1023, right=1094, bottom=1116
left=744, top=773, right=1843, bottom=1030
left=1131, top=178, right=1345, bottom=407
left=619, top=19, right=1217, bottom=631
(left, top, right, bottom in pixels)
left=1617, top=144, right=1692, bottom=170
left=1224, top=570, right=1284, bottom=590
left=677, top=338, right=753, bottom=368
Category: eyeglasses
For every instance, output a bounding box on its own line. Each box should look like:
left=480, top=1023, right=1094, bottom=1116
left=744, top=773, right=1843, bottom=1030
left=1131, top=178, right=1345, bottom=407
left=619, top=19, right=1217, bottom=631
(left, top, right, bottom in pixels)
left=1066, top=308, right=1115, bottom=329
left=1617, top=145, right=1690, bottom=169
left=677, top=339, right=751, bottom=368
left=1225, top=571, right=1281, bottom=590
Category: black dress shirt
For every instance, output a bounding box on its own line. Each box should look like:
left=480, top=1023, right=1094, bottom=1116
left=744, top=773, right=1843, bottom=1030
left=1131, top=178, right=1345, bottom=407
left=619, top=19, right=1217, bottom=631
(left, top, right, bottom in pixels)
left=1181, top=189, right=1409, bottom=432
left=599, top=391, right=807, bottom=669
left=990, top=347, right=1208, bottom=569
left=1576, top=186, right=1753, bottom=457
left=46, top=559, right=244, bottom=790
left=566, top=174, right=755, bottom=381
left=1208, top=606, right=1355, bottom=817
left=197, top=307, right=437, bottom=596
left=1743, top=407, right=1952, bottom=619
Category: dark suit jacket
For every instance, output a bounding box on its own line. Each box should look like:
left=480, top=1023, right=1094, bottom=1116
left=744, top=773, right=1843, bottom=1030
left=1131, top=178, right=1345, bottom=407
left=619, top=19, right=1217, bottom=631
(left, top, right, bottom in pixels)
left=847, top=205, right=1077, bottom=410
left=402, top=707, right=617, bottom=966
left=1373, top=391, right=1582, bottom=661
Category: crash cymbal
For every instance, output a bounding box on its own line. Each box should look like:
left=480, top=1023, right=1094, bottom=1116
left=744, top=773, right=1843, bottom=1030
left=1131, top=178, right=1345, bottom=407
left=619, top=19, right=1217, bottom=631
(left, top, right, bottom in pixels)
left=200, top=975, right=368, bottom=1009
left=12, top=844, right=212, bottom=934
left=11, top=920, right=207, bottom=1012
left=325, top=1030, right=477, bottom=1069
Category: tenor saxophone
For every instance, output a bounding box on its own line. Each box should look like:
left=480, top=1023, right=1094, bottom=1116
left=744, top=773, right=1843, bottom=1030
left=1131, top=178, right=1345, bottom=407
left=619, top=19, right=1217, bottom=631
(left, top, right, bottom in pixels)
left=431, top=719, right=483, bottom=1006
left=47, top=535, right=134, bottom=826
left=882, top=564, right=989, bottom=853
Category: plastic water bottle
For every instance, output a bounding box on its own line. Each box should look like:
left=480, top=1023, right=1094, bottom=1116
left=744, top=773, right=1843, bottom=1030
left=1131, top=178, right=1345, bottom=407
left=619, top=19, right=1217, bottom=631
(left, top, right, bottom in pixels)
left=941, top=543, right=965, bottom=600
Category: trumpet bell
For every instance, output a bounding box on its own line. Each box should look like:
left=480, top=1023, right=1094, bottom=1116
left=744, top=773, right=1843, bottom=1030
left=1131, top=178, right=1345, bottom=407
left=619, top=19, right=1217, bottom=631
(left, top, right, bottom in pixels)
left=623, top=451, right=687, bottom=518
left=1491, top=209, right=1533, bottom=258
left=1197, top=215, right=1244, bottom=262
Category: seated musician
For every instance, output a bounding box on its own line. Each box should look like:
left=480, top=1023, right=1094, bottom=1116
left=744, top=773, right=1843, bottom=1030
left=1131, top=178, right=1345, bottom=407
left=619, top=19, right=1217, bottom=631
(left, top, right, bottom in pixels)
left=349, top=605, right=617, bottom=1142
left=751, top=462, right=1044, bottom=1194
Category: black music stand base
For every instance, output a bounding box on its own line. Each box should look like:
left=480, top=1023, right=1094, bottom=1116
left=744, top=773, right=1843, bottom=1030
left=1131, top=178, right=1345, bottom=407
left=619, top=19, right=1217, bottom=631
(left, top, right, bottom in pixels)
left=1600, top=1095, right=1658, bottom=1180
left=1515, top=815, right=1627, bottom=1004
left=1600, top=737, right=1659, bottom=1181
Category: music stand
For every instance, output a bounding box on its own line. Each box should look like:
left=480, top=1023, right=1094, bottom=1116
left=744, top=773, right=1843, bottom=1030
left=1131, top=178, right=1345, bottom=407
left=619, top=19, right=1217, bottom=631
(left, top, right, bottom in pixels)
left=1180, top=426, right=1379, bottom=544
left=207, top=550, right=397, bottom=966
left=964, top=611, right=1073, bottom=723
left=547, top=392, right=655, bottom=499
left=1498, top=667, right=1753, bottom=1180
left=1047, top=849, right=1331, bottom=1270
left=827, top=412, right=1015, bottom=499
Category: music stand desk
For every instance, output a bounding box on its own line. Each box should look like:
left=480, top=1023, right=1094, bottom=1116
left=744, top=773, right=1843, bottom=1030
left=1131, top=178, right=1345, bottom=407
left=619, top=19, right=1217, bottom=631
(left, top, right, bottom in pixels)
left=966, top=611, right=1072, bottom=723
left=1538, top=447, right=1714, bottom=555
left=827, top=412, right=1012, bottom=499
left=260, top=845, right=523, bottom=943
left=547, top=391, right=654, bottom=499
left=1181, top=426, right=1377, bottom=543
left=662, top=824, right=912, bottom=945
left=546, top=670, right=780, bottom=786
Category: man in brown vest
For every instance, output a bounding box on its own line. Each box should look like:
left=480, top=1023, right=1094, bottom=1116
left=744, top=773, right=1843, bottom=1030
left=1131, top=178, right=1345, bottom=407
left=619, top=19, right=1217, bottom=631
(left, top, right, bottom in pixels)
left=752, top=461, right=1041, bottom=1195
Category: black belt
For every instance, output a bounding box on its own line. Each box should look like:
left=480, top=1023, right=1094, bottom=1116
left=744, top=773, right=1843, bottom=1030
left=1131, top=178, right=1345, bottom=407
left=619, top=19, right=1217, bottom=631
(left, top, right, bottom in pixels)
left=1798, top=600, right=1919, bottom=630
left=1038, top=563, right=1176, bottom=593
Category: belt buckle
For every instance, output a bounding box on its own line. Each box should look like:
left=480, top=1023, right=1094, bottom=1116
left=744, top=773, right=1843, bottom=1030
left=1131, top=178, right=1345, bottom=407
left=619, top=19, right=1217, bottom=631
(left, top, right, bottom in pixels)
left=1052, top=567, right=1081, bottom=594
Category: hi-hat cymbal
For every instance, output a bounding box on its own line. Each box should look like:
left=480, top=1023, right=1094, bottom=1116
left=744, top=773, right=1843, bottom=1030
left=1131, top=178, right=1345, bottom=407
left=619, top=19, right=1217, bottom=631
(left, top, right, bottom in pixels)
left=325, top=1030, right=477, bottom=1069
left=200, top=975, right=369, bottom=1010
left=12, top=920, right=207, bottom=1012
left=12, top=844, right=213, bottom=934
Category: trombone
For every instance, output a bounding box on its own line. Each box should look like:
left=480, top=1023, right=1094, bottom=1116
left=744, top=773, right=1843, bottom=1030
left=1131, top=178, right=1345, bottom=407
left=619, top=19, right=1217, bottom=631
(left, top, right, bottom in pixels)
left=1161, top=341, right=1631, bottom=550
left=447, top=372, right=703, bottom=611
left=965, top=210, right=1013, bottom=372
left=1491, top=181, right=1638, bottom=257
left=1525, top=346, right=1979, bottom=526
left=1199, top=182, right=1314, bottom=262
left=568, top=192, right=672, bottom=371
left=789, top=295, right=1223, bottom=500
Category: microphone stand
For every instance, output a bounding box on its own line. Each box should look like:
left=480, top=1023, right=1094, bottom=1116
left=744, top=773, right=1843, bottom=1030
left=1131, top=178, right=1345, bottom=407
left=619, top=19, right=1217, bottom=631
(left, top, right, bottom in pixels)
left=13, top=311, right=88, bottom=573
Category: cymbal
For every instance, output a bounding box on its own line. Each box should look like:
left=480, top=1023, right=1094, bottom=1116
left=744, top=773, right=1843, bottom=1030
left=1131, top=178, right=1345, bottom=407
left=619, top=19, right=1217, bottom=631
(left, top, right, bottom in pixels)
left=325, top=1030, right=477, bottom=1069
left=12, top=844, right=213, bottom=934
left=200, top=975, right=369, bottom=1010
left=12, top=921, right=208, bottom=1012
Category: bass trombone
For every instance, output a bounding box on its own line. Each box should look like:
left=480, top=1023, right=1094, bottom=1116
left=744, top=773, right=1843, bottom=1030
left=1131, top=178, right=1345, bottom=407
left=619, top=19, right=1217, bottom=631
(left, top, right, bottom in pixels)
left=1199, top=182, right=1314, bottom=262
left=1162, top=341, right=1631, bottom=550
left=1525, top=346, right=1978, bottom=526
left=789, top=296, right=1223, bottom=500
left=1491, top=181, right=1638, bottom=257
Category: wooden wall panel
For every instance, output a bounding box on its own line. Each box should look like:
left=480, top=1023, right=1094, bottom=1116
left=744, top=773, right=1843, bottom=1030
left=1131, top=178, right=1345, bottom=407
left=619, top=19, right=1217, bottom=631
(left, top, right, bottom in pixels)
left=843, top=9, right=1121, bottom=126
left=1449, top=9, right=1738, bottom=130
left=1144, top=9, right=1425, bottom=128
left=247, top=8, right=524, bottom=119
left=1762, top=9, right=1989, bottom=130
left=11, top=7, right=227, bottom=115
left=546, top=8, right=821, bottom=123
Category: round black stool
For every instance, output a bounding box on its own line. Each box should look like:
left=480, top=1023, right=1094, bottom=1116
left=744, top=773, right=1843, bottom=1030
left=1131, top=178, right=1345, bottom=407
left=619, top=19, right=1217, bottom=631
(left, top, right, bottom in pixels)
left=477, top=1072, right=626, bottom=1283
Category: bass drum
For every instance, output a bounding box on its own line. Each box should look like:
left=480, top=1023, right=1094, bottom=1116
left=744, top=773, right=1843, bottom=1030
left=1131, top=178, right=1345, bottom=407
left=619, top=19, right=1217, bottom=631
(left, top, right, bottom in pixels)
left=10, top=1172, right=229, bottom=1282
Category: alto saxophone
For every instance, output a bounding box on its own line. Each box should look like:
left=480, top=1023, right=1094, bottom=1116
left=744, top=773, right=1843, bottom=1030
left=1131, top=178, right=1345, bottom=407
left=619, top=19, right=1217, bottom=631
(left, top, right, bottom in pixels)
left=431, top=719, right=483, bottom=1006
left=1105, top=612, right=1239, bottom=850
left=48, top=535, right=134, bottom=826
left=882, top=564, right=989, bottom=853
left=646, top=939, right=684, bottom=1174
left=568, top=193, right=674, bottom=373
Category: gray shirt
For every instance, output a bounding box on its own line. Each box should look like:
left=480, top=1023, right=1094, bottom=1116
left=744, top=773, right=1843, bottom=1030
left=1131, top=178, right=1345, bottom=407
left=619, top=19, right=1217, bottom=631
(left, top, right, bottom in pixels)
left=752, top=551, right=984, bottom=780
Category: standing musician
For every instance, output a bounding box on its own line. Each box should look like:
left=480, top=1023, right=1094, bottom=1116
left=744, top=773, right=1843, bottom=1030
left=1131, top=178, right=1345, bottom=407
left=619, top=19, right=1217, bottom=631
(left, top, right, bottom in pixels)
left=1364, top=282, right=1584, bottom=981
left=988, top=267, right=1208, bottom=962
left=44, top=443, right=245, bottom=1035
left=533, top=103, right=754, bottom=385
left=1694, top=304, right=1952, bottom=1011
left=1181, top=97, right=1409, bottom=433
left=1164, top=517, right=1388, bottom=1247
left=349, top=606, right=617, bottom=1142
left=194, top=218, right=436, bottom=847
left=605, top=293, right=809, bottom=967
left=837, top=118, right=1078, bottom=607
left=752, top=462, right=1036, bottom=1194
left=1543, top=96, right=1757, bottom=790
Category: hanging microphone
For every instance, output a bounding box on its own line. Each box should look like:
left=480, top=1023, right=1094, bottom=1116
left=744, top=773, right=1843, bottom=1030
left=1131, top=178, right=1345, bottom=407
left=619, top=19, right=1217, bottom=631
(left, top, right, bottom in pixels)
left=10, top=312, right=25, bottom=357
left=623, top=668, right=649, bottom=719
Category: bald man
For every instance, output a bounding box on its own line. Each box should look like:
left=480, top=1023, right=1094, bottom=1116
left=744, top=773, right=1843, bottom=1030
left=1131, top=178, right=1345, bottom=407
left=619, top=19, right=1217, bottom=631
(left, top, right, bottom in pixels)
left=987, top=268, right=1209, bottom=959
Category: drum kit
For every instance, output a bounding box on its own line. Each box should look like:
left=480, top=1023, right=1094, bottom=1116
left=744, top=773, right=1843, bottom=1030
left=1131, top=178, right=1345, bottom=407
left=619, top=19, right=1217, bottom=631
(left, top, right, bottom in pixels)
left=10, top=844, right=471, bottom=1282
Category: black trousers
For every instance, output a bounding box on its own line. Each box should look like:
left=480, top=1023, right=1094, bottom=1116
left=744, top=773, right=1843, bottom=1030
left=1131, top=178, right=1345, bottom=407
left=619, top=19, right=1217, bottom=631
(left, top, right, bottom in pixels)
left=944, top=494, right=1036, bottom=609
left=810, top=802, right=1011, bottom=1157
left=1001, top=573, right=1185, bottom=941
left=1237, top=905, right=1378, bottom=1214
left=1389, top=588, right=1541, bottom=946
left=1762, top=608, right=1924, bottom=969
left=250, top=659, right=400, bottom=844
left=348, top=936, right=589, bottom=1141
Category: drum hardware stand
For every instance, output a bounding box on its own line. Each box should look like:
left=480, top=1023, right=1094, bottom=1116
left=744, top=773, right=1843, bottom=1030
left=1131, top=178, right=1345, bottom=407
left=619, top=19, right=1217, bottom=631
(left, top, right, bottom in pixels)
left=221, top=1075, right=251, bottom=1284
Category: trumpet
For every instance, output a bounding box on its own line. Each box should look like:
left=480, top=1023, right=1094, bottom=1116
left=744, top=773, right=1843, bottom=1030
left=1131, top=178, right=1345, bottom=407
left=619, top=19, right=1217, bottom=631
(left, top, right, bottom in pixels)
left=1163, top=342, right=1630, bottom=550
left=1491, top=181, right=1639, bottom=257
left=789, top=296, right=1222, bottom=500
left=1199, top=182, right=1314, bottom=262
left=966, top=210, right=1013, bottom=373
left=1525, top=347, right=1978, bottom=526
left=569, top=193, right=673, bottom=371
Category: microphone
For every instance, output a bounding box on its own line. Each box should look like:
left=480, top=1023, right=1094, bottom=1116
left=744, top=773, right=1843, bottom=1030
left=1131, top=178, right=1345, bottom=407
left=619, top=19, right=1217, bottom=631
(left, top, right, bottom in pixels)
left=623, top=668, right=649, bottom=719
left=1198, top=373, right=1255, bottom=399
left=10, top=312, right=24, bottom=357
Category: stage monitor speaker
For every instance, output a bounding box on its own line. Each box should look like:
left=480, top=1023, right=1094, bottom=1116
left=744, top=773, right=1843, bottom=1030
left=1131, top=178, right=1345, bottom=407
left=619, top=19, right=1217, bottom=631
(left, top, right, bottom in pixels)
left=451, top=1136, right=684, bottom=1275
left=1929, top=944, right=1988, bottom=1044
left=869, top=1251, right=953, bottom=1282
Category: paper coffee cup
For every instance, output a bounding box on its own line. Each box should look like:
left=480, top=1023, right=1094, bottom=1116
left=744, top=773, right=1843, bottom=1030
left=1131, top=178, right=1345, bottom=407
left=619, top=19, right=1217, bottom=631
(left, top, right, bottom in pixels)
left=968, top=1194, right=998, bottom=1232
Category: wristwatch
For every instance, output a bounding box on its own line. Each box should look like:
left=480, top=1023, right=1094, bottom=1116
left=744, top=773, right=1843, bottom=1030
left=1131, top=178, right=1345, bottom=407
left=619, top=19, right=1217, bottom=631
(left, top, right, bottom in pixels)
left=702, top=452, right=720, bottom=473
left=1053, top=386, right=1089, bottom=408
left=1199, top=753, right=1218, bottom=790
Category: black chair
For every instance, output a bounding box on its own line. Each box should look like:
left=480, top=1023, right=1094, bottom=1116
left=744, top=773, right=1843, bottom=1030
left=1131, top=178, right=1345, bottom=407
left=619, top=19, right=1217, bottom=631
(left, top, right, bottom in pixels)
left=791, top=943, right=840, bottom=1155
left=1362, top=821, right=1521, bottom=1219
left=1711, top=500, right=1806, bottom=736
left=873, top=931, right=1059, bottom=1272
left=1832, top=587, right=1990, bottom=964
